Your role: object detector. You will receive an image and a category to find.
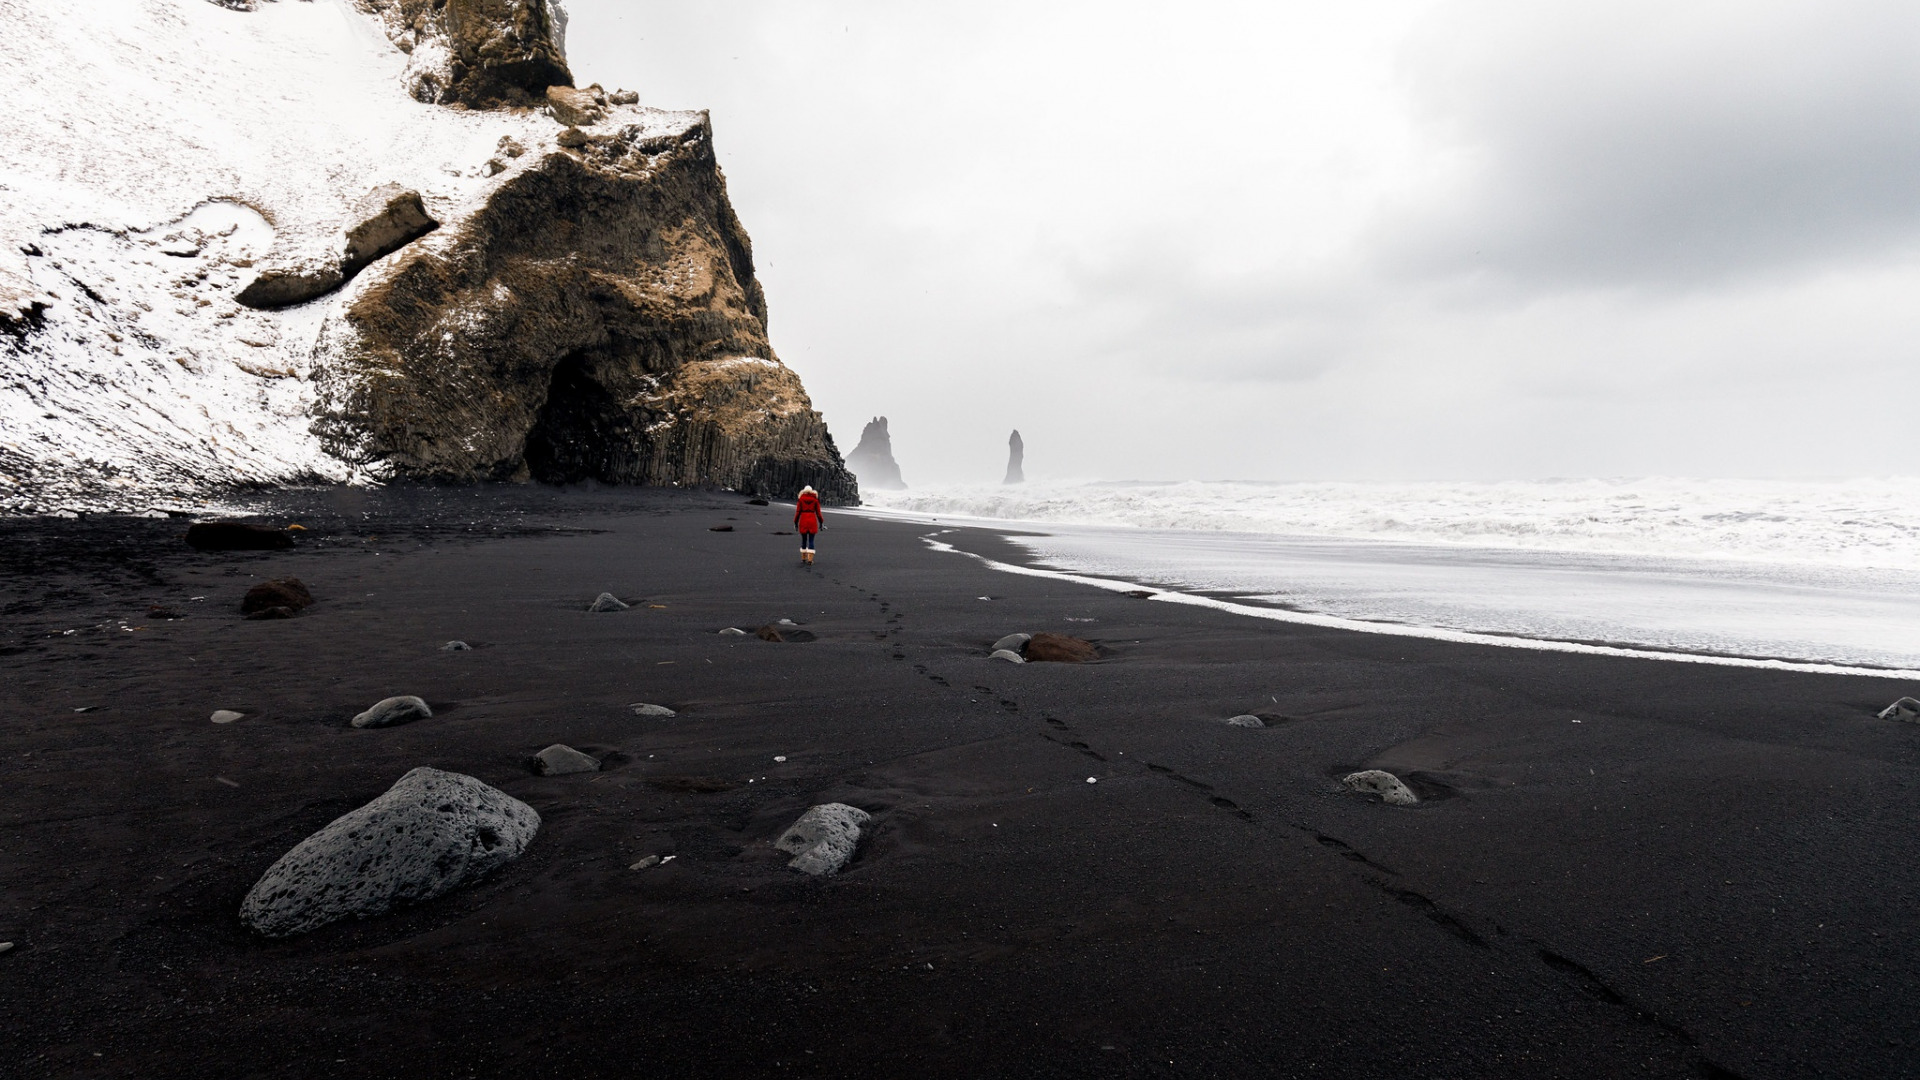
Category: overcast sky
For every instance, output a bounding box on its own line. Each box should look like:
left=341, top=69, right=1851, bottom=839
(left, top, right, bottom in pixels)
left=564, top=0, right=1920, bottom=485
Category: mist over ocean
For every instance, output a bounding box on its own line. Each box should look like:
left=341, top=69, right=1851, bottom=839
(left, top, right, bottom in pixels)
left=862, top=477, right=1920, bottom=671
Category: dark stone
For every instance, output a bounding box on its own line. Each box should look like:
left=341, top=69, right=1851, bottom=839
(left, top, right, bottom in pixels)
left=185, top=521, right=294, bottom=551
left=361, top=0, right=573, bottom=108
left=746, top=498, right=769, bottom=505
left=1024, top=632, right=1097, bottom=663
left=1004, top=429, right=1024, bottom=485
left=241, top=578, right=313, bottom=617
left=341, top=186, right=438, bottom=280
left=709, top=524, right=733, bottom=532
left=235, top=261, right=345, bottom=310
left=754, top=625, right=785, bottom=643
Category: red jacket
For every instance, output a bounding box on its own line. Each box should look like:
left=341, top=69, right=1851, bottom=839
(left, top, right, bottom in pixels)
left=794, top=491, right=823, bottom=533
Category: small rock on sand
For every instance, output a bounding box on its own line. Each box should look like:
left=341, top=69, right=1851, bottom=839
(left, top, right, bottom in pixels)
left=1342, top=769, right=1418, bottom=806
left=1878, top=697, right=1920, bottom=721
left=992, top=633, right=1032, bottom=654
left=1024, top=632, right=1098, bottom=663
left=629, top=855, right=662, bottom=870
left=185, top=521, right=293, bottom=552
left=211, top=709, right=244, bottom=724
left=709, top=524, right=734, bottom=532
left=630, top=703, right=676, bottom=717
left=350, top=695, right=432, bottom=729
left=238, top=767, right=539, bottom=937
left=241, top=578, right=313, bottom=619
left=718, top=627, right=748, bottom=637
left=587, top=592, right=629, bottom=612
left=0, top=942, right=12, bottom=954
left=441, top=640, right=472, bottom=652
left=1222, top=714, right=1264, bottom=728
left=775, top=803, right=871, bottom=876
left=990, top=649, right=1026, bottom=664
left=533, top=744, right=600, bottom=776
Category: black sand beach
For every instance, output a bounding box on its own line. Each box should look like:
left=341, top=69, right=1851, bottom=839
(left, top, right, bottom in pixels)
left=2, top=486, right=1917, bottom=1078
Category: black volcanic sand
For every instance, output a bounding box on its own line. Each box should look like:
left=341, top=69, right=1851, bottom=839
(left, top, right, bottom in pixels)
left=3, top=485, right=1918, bottom=1079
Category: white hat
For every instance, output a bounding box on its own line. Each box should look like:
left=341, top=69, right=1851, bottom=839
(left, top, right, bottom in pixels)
left=799, top=485, right=817, bottom=495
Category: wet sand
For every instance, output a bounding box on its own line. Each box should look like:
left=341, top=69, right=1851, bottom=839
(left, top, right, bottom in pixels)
left=1, top=485, right=1916, bottom=1078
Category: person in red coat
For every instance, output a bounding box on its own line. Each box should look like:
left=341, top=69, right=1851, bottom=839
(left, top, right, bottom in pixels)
left=794, top=485, right=824, bottom=565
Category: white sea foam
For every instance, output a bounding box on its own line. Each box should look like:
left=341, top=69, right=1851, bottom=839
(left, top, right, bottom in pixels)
left=866, top=477, right=1920, bottom=571
left=864, top=478, right=1920, bottom=672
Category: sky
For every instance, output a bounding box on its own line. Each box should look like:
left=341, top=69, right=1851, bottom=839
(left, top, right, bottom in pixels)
left=563, top=0, right=1920, bottom=485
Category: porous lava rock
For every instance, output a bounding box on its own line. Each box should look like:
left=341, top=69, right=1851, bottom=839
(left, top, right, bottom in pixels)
left=241, top=577, right=313, bottom=617
left=186, top=521, right=294, bottom=552
left=1342, top=769, right=1418, bottom=806
left=238, top=767, right=539, bottom=937
left=532, top=743, right=599, bottom=775
left=311, top=107, right=857, bottom=503
left=845, top=415, right=906, bottom=490
left=1879, top=697, right=1920, bottom=722
left=1023, top=632, right=1098, bottom=663
left=587, top=592, right=628, bottom=612
left=775, top=803, right=870, bottom=876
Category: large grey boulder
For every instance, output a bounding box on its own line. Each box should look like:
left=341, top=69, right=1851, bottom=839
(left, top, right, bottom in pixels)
left=350, top=695, right=432, bottom=729
left=774, top=803, right=870, bottom=876
left=238, top=767, right=539, bottom=937
left=1342, top=769, right=1418, bottom=806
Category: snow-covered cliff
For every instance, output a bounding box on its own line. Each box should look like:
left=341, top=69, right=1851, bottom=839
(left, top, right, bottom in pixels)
left=0, top=0, right=854, bottom=513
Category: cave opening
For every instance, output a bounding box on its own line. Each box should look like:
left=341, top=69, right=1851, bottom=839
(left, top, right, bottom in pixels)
left=523, top=353, right=634, bottom=484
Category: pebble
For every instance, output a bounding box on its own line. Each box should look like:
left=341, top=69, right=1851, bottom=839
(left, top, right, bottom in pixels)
left=629, top=855, right=661, bottom=870
left=630, top=703, right=676, bottom=717
left=349, top=695, right=432, bottom=729
left=1342, top=769, right=1418, bottom=806
left=440, top=640, right=472, bottom=651
left=718, top=627, right=748, bottom=637
left=778, top=618, right=798, bottom=626
left=991, top=632, right=1032, bottom=654
left=210, top=709, right=244, bottom=724
left=1222, top=714, right=1265, bottom=728
left=1086, top=777, right=1098, bottom=784
left=989, top=649, right=1026, bottom=664
left=533, top=744, right=601, bottom=775
left=588, top=592, right=629, bottom=612
left=1878, top=697, right=1920, bottom=722
left=773, top=755, right=787, bottom=762
left=775, top=803, right=871, bottom=876
left=0, top=942, right=13, bottom=954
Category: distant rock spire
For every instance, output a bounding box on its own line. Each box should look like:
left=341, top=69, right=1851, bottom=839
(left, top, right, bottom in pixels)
left=846, top=416, right=906, bottom=490
left=1004, top=429, right=1024, bottom=485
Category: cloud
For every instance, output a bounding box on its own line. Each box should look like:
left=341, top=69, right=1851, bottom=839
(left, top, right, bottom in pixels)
left=1381, top=0, right=1920, bottom=289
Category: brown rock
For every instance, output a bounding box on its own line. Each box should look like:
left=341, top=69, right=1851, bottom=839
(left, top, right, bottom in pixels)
left=241, top=578, right=314, bottom=617
left=342, top=186, right=438, bottom=278
left=358, top=0, right=573, bottom=107
left=754, top=625, right=785, bottom=643
left=1024, top=633, right=1098, bottom=663
left=234, top=260, right=345, bottom=311
left=546, top=85, right=605, bottom=127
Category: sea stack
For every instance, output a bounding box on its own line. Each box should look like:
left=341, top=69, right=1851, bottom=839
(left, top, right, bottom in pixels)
left=845, top=416, right=906, bottom=490
left=1004, top=429, right=1025, bottom=485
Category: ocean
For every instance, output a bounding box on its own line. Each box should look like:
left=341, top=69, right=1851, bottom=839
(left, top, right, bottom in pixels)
left=859, top=478, right=1920, bottom=677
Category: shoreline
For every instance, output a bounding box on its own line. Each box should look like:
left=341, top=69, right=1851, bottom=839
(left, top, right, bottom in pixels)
left=2, top=484, right=1917, bottom=1078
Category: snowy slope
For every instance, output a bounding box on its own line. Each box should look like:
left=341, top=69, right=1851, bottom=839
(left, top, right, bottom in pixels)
left=0, top=0, right=587, bottom=512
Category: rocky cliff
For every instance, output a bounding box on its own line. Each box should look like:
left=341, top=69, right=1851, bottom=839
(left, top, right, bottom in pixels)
left=0, top=0, right=854, bottom=511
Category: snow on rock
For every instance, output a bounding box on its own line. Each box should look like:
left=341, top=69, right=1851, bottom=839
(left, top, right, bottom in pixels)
left=0, top=0, right=853, bottom=513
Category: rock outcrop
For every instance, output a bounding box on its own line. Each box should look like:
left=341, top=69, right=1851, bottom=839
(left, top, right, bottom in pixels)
left=0, top=0, right=854, bottom=512
left=312, top=106, right=858, bottom=503
left=1004, top=429, right=1025, bottom=485
left=846, top=416, right=906, bottom=490
left=356, top=0, right=574, bottom=107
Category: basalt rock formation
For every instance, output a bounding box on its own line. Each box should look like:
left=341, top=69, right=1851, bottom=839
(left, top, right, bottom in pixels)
left=1004, top=429, right=1025, bottom=485
left=845, top=416, right=906, bottom=490
left=356, top=0, right=574, bottom=107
